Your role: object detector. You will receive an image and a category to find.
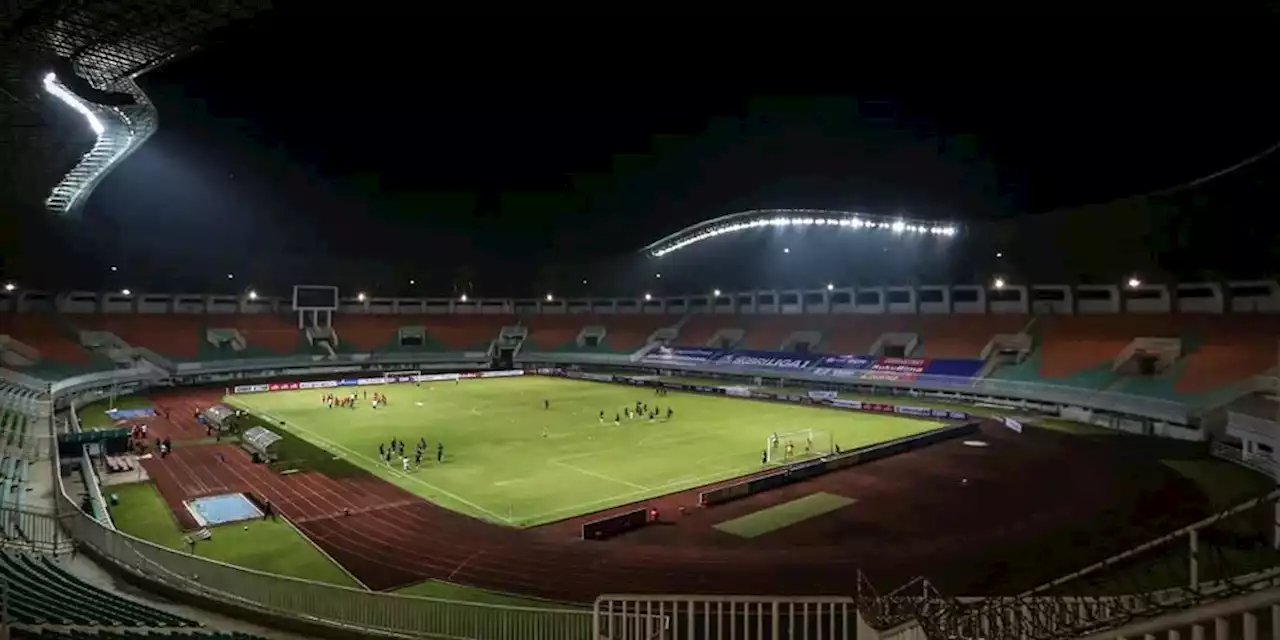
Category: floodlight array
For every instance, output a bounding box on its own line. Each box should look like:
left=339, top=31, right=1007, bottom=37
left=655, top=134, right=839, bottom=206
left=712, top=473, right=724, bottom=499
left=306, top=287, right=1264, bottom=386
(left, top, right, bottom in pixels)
left=646, top=209, right=959, bottom=258
left=42, top=72, right=146, bottom=214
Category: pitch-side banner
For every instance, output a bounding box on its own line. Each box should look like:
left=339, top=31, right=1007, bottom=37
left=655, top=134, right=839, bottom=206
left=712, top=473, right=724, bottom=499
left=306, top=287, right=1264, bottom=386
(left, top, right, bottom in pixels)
left=808, top=390, right=838, bottom=401
left=1002, top=416, right=1024, bottom=433
left=811, top=355, right=875, bottom=378
left=712, top=350, right=821, bottom=371
left=642, top=346, right=724, bottom=365
left=231, top=369, right=524, bottom=394
left=860, top=357, right=931, bottom=383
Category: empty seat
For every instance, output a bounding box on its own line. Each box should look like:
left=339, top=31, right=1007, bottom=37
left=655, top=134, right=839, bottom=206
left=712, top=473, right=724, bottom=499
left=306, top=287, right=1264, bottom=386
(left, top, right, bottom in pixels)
left=605, top=315, right=675, bottom=352
left=916, top=314, right=1029, bottom=359
left=332, top=315, right=406, bottom=351
left=0, top=314, right=92, bottom=365
left=418, top=315, right=512, bottom=350
left=219, top=314, right=303, bottom=355
left=68, top=314, right=205, bottom=359
left=524, top=315, right=587, bottom=351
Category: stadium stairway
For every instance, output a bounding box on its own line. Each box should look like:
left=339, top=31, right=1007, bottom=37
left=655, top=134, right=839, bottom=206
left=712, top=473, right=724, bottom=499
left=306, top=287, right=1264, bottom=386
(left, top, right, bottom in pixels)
left=675, top=314, right=734, bottom=348
left=914, top=314, right=1030, bottom=359
left=0, top=314, right=108, bottom=379
left=66, top=314, right=205, bottom=361
left=219, top=315, right=308, bottom=357
left=603, top=315, right=675, bottom=352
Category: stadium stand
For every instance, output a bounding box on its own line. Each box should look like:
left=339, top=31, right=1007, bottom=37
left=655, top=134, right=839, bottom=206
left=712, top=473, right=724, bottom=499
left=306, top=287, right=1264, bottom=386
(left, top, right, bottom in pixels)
left=332, top=314, right=419, bottom=351
left=421, top=314, right=512, bottom=351
left=602, top=315, right=674, bottom=352
left=739, top=315, right=810, bottom=351
left=675, top=313, right=734, bottom=348
left=522, top=314, right=587, bottom=351
left=914, top=313, right=1030, bottom=358
left=68, top=314, right=205, bottom=360
left=220, top=314, right=304, bottom=356
left=0, top=552, right=196, bottom=627
left=0, top=314, right=97, bottom=375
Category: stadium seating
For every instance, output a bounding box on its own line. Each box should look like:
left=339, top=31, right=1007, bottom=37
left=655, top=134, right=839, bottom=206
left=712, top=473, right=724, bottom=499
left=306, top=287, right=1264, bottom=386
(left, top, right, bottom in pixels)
left=68, top=314, right=206, bottom=360
left=0, top=552, right=195, bottom=627
left=332, top=315, right=418, bottom=351
left=676, top=314, right=734, bottom=348
left=0, top=314, right=100, bottom=376
left=915, top=314, right=1029, bottom=359
left=602, top=315, right=674, bottom=352
left=420, top=315, right=512, bottom=351
left=1175, top=315, right=1277, bottom=395
left=523, top=315, right=587, bottom=351
left=219, top=314, right=304, bottom=356
left=739, top=315, right=810, bottom=351
left=815, top=315, right=908, bottom=354
left=12, top=632, right=264, bottom=639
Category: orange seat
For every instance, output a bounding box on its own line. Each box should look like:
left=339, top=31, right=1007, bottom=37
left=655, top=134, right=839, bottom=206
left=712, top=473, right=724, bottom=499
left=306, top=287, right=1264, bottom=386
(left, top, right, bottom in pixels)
left=739, top=316, right=813, bottom=351
left=1037, top=315, right=1179, bottom=380
left=0, top=314, right=92, bottom=364
left=677, top=315, right=731, bottom=348
left=916, top=314, right=1029, bottom=359
left=68, top=314, right=205, bottom=359
left=333, top=316, right=404, bottom=351
left=218, top=314, right=302, bottom=355
left=419, top=315, right=512, bottom=350
left=1176, top=315, right=1279, bottom=393
left=524, top=315, right=587, bottom=351
left=817, top=316, right=911, bottom=355
left=606, top=315, right=675, bottom=352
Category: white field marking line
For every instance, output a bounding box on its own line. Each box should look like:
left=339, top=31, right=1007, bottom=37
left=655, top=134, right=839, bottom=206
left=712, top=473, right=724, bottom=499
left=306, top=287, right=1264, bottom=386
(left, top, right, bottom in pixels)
left=520, top=463, right=763, bottom=524
left=228, top=401, right=515, bottom=525
left=447, top=550, right=484, bottom=581
left=551, top=459, right=648, bottom=491
left=492, top=478, right=526, bottom=487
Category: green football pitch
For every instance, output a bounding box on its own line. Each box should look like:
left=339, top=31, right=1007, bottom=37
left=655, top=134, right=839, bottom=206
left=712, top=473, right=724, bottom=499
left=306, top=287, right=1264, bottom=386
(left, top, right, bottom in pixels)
left=226, top=376, right=944, bottom=527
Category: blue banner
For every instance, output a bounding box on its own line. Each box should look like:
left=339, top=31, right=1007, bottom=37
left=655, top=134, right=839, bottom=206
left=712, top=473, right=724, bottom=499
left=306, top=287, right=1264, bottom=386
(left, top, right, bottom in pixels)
left=643, top=346, right=724, bottom=365
left=712, top=350, right=821, bottom=370
left=811, top=354, right=875, bottom=377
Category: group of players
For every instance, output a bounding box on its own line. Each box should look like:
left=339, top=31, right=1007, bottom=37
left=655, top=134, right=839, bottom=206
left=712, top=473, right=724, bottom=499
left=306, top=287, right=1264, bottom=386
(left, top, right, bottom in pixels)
left=380, top=436, right=443, bottom=471
left=599, top=400, right=674, bottom=427
left=324, top=390, right=389, bottom=409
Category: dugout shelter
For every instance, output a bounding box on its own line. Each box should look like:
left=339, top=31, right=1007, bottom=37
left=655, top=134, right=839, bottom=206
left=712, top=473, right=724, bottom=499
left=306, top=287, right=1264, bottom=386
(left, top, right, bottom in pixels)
left=241, top=426, right=282, bottom=462
left=200, top=404, right=240, bottom=432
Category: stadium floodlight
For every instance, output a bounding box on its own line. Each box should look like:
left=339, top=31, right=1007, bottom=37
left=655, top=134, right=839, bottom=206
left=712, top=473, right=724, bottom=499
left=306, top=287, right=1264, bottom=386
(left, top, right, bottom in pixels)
left=227, top=273, right=234, bottom=279
left=110, top=265, right=118, bottom=272
left=357, top=292, right=367, bottom=302
left=1127, top=276, right=1142, bottom=288
left=41, top=73, right=150, bottom=216
left=783, top=247, right=790, bottom=253
left=644, top=293, right=652, bottom=301
left=545, top=293, right=554, bottom=301
left=992, top=277, right=1006, bottom=290
left=713, top=288, right=721, bottom=296
left=460, top=294, right=468, bottom=302
left=827, top=283, right=835, bottom=291
left=3, top=283, right=15, bottom=292
left=642, top=209, right=959, bottom=258
left=408, top=279, right=415, bottom=285
left=247, top=290, right=257, bottom=300
left=996, top=252, right=1004, bottom=258
left=121, top=288, right=132, bottom=296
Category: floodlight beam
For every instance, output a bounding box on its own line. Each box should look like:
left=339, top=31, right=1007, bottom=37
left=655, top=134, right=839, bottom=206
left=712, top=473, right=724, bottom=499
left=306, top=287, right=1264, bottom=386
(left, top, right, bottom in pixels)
left=640, top=209, right=959, bottom=258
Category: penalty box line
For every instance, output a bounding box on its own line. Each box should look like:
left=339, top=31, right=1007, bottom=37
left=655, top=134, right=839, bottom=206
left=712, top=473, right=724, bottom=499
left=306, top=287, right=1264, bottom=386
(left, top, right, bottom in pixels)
left=227, top=401, right=515, bottom=525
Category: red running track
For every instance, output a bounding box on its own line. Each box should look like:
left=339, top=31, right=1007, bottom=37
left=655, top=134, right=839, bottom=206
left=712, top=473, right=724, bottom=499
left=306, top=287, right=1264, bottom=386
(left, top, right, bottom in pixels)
left=139, top=420, right=1211, bottom=603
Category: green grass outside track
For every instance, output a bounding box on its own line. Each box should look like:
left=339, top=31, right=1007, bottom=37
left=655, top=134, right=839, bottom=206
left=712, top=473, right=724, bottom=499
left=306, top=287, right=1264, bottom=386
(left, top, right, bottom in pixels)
left=226, top=376, right=942, bottom=527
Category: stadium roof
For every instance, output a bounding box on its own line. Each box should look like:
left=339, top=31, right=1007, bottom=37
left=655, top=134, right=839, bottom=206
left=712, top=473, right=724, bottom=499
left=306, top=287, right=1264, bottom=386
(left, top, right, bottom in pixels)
left=0, top=0, right=269, bottom=216
left=641, top=209, right=959, bottom=258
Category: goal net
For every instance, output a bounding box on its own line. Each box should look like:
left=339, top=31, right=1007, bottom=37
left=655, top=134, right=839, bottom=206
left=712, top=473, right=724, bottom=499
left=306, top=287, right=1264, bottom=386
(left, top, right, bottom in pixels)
left=386, top=369, right=421, bottom=382
left=766, top=429, right=833, bottom=465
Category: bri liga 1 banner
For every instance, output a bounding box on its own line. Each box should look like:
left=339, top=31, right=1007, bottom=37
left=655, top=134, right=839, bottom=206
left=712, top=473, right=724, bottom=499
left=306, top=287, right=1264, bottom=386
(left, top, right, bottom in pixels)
left=231, top=369, right=524, bottom=394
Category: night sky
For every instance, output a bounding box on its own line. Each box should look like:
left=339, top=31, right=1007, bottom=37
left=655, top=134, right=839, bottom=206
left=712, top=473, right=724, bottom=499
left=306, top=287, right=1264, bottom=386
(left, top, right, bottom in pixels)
left=7, top=12, right=1280, bottom=296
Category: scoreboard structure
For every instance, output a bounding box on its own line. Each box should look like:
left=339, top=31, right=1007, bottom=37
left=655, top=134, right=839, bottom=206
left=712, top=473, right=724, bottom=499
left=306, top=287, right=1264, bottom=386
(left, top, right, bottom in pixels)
left=292, top=285, right=339, bottom=329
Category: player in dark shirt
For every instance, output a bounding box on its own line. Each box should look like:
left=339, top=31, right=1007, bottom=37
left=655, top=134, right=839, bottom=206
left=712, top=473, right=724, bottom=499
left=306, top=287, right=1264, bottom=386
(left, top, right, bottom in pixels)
left=437, top=442, right=444, bottom=463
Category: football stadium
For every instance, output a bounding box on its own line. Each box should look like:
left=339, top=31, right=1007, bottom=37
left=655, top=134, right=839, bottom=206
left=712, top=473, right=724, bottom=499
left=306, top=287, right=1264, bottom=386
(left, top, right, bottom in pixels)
left=1, top=6, right=1280, bottom=640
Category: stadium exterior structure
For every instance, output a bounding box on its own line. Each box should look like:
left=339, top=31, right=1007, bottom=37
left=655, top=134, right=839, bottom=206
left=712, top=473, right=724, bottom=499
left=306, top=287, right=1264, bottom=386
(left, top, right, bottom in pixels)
left=0, top=1, right=270, bottom=215
left=639, top=208, right=959, bottom=257
left=2, top=284, right=1279, bottom=639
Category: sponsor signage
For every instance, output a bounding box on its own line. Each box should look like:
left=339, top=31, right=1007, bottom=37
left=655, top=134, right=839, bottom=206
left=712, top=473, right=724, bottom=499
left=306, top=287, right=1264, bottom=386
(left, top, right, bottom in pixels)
left=231, top=370, right=524, bottom=394
left=714, top=350, right=820, bottom=370
left=808, top=390, right=838, bottom=401
left=811, top=355, right=874, bottom=377
left=724, top=386, right=752, bottom=398
left=1002, top=416, right=1023, bottom=433
left=642, top=346, right=723, bottom=365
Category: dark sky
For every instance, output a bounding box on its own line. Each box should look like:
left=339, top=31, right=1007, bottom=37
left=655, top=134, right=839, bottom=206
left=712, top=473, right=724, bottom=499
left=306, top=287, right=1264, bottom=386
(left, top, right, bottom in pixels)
left=11, top=12, right=1280, bottom=295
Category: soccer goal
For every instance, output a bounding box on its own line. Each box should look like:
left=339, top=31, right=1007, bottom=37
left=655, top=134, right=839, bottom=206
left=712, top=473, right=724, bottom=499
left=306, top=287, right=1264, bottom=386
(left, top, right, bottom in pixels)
left=386, top=369, right=421, bottom=381
left=766, top=429, right=833, bottom=464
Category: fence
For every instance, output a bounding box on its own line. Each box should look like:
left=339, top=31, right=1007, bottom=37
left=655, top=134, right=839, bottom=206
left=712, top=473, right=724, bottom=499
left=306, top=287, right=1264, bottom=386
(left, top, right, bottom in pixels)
left=55, top=479, right=592, bottom=639
left=593, top=595, right=855, bottom=640
left=0, top=506, right=68, bottom=553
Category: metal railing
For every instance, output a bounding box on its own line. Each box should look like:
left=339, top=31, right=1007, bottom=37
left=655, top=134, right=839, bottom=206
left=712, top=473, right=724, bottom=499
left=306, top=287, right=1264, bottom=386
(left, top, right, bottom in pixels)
left=593, top=594, right=854, bottom=640
left=53, top=460, right=591, bottom=639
